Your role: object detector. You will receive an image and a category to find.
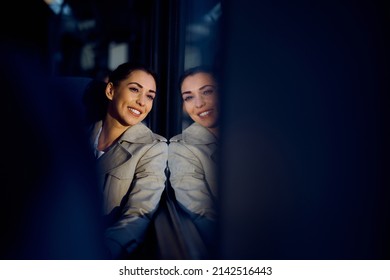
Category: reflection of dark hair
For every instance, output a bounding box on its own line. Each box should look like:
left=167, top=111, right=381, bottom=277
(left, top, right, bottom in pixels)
left=178, top=65, right=219, bottom=89
left=82, top=62, right=158, bottom=125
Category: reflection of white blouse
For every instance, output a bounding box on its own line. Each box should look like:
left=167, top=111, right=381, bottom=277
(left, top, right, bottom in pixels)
left=168, top=122, right=218, bottom=220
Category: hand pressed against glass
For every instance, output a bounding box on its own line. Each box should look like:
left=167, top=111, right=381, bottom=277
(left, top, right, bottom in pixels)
left=181, top=72, right=219, bottom=136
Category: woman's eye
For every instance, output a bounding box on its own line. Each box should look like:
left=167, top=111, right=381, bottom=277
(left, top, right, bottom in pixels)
left=203, top=89, right=214, bottom=95
left=183, top=96, right=193, bottom=102
left=129, top=87, right=139, bottom=92
left=147, top=95, right=155, bottom=100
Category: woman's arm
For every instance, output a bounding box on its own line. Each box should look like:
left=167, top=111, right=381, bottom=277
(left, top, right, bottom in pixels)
left=104, top=141, right=168, bottom=259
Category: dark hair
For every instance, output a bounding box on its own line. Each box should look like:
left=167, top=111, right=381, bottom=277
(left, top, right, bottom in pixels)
left=178, top=65, right=219, bottom=89
left=108, top=62, right=158, bottom=88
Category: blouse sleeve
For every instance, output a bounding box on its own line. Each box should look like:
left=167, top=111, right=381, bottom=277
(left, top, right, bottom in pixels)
left=168, top=141, right=217, bottom=221
left=104, top=141, right=168, bottom=259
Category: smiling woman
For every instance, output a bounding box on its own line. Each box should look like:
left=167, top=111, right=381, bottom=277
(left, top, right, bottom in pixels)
left=84, top=62, right=168, bottom=259
left=166, top=66, right=220, bottom=259
left=98, top=67, right=157, bottom=150
left=180, top=67, right=219, bottom=136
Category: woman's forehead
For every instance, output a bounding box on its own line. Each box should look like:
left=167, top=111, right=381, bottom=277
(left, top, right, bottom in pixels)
left=125, top=70, right=156, bottom=89
left=182, top=72, right=215, bottom=90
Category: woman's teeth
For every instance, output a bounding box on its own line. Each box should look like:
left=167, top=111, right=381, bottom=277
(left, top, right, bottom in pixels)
left=199, top=110, right=211, bottom=117
left=129, top=108, right=141, bottom=115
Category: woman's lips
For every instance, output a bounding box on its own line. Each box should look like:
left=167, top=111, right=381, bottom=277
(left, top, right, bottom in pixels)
left=128, top=107, right=141, bottom=116
left=198, top=109, right=212, bottom=117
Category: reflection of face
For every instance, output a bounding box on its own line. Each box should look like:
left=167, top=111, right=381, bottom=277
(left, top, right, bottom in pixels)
left=106, top=70, right=156, bottom=127
left=181, top=72, right=219, bottom=131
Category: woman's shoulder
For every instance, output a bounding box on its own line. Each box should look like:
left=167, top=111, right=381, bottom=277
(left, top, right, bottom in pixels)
left=152, top=132, right=168, bottom=142
left=169, top=122, right=196, bottom=142
left=169, top=132, right=183, bottom=143
left=123, top=122, right=167, bottom=144
left=169, top=122, right=214, bottom=145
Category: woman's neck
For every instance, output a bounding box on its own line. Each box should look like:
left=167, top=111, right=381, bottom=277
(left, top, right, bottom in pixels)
left=97, top=115, right=130, bottom=151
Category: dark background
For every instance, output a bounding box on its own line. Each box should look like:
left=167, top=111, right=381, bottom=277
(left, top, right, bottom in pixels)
left=219, top=0, right=389, bottom=259
left=1, top=0, right=389, bottom=259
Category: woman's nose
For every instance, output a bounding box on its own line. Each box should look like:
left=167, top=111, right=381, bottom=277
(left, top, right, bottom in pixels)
left=195, top=96, right=206, bottom=108
left=136, top=93, right=147, bottom=106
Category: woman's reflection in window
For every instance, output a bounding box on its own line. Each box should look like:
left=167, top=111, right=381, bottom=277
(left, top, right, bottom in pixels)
left=168, top=66, right=219, bottom=258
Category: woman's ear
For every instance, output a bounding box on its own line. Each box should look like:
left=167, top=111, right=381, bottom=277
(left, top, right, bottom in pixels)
left=105, top=82, right=114, bottom=100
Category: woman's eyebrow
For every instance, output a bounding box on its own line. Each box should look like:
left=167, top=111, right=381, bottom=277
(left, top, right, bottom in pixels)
left=181, top=90, right=192, bottom=95
left=128, top=82, right=156, bottom=93
left=127, top=82, right=143, bottom=87
left=199, top=84, right=215, bottom=90
left=182, top=84, right=215, bottom=95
